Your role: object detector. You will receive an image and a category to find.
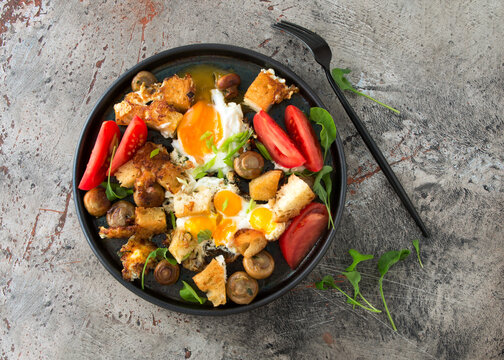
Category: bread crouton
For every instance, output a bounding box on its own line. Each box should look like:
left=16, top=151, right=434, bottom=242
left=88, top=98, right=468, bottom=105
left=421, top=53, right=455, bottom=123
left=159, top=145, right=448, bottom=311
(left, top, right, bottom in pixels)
left=173, top=187, right=213, bottom=218
left=192, top=255, right=227, bottom=307
left=169, top=228, right=197, bottom=263
left=99, top=225, right=137, bottom=239
left=158, top=74, right=195, bottom=113
left=120, top=236, right=157, bottom=281
left=135, top=207, right=167, bottom=234
left=114, top=160, right=141, bottom=188
left=249, top=170, right=283, bottom=201
left=273, top=174, right=315, bottom=222
left=243, top=69, right=298, bottom=112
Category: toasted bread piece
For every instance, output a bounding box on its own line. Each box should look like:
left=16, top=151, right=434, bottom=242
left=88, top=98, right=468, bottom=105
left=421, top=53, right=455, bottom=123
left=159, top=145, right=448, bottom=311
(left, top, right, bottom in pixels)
left=99, top=225, right=137, bottom=239
left=120, top=236, right=157, bottom=281
left=158, top=74, right=195, bottom=112
left=249, top=170, right=283, bottom=201
left=192, top=256, right=227, bottom=307
left=169, top=228, right=198, bottom=263
left=114, top=160, right=141, bottom=188
left=173, top=187, right=213, bottom=218
left=115, top=100, right=183, bottom=138
left=243, top=69, right=299, bottom=112
left=273, top=174, right=315, bottom=222
left=135, top=207, right=167, bottom=234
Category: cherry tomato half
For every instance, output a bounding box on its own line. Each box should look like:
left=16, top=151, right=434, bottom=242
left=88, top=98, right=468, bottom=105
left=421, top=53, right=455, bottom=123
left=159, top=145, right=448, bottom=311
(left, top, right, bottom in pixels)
left=279, top=202, right=329, bottom=269
left=253, top=110, right=306, bottom=168
left=78, top=121, right=120, bottom=191
left=110, top=115, right=148, bottom=174
left=285, top=105, right=324, bottom=172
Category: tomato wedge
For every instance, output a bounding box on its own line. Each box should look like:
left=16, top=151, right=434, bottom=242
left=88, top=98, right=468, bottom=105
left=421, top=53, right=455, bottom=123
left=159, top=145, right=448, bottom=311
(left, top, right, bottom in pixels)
left=78, top=121, right=120, bottom=190
left=110, top=115, right=148, bottom=174
left=285, top=105, right=324, bottom=172
left=253, top=110, right=306, bottom=168
left=279, top=202, right=329, bottom=269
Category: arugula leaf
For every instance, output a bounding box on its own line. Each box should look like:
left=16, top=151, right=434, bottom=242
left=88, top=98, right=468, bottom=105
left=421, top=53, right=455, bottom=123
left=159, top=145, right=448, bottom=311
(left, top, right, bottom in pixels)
left=331, top=68, right=400, bottom=114
left=180, top=281, right=206, bottom=304
left=141, top=248, right=177, bottom=289
left=312, top=165, right=334, bottom=228
left=170, top=212, right=176, bottom=229
left=255, top=141, right=272, bottom=161
left=377, top=249, right=410, bottom=331
left=102, top=146, right=134, bottom=201
left=309, top=107, right=337, bottom=160
left=342, top=270, right=380, bottom=312
left=197, top=229, right=212, bottom=243
left=412, top=239, right=423, bottom=268
left=193, top=156, right=217, bottom=179
left=346, top=249, right=374, bottom=272
left=150, top=148, right=160, bottom=158
left=246, top=198, right=256, bottom=214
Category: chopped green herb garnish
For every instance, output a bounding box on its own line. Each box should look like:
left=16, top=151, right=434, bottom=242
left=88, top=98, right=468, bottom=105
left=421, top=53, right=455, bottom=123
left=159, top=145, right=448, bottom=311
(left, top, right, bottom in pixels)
left=141, top=248, right=177, bottom=289
left=197, top=229, right=212, bottom=243
left=150, top=148, right=160, bottom=158
left=206, top=135, right=214, bottom=149
left=193, top=156, right=217, bottom=179
left=180, top=281, right=206, bottom=304
left=312, top=165, right=334, bottom=228
left=221, top=130, right=253, bottom=161
left=309, top=108, right=337, bottom=160
left=170, top=212, right=176, bottom=229
left=212, top=144, right=218, bottom=154
left=412, top=239, right=423, bottom=268
left=246, top=198, right=256, bottom=214
left=331, top=68, right=400, bottom=114
left=199, top=131, right=212, bottom=140
left=222, top=198, right=229, bottom=211
left=181, top=252, right=192, bottom=261
left=102, top=146, right=134, bottom=201
left=217, top=169, right=224, bottom=179
left=377, top=249, right=410, bottom=331
left=255, top=141, right=272, bottom=161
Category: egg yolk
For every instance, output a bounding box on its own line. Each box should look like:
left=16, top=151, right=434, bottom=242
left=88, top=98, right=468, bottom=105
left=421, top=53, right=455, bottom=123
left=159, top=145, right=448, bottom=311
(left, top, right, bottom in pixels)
left=183, top=215, right=217, bottom=240
left=250, top=207, right=276, bottom=235
left=213, top=218, right=237, bottom=247
left=177, top=101, right=223, bottom=163
left=213, top=190, right=243, bottom=217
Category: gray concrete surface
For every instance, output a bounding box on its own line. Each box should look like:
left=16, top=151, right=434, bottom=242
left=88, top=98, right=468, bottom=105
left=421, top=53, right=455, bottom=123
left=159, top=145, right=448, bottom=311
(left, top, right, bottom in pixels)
left=1, top=0, right=503, bottom=359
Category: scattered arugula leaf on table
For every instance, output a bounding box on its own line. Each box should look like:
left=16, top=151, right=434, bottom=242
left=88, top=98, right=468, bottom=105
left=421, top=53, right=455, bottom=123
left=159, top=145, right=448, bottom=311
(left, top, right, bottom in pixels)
left=343, top=249, right=375, bottom=309
left=377, top=249, right=410, bottom=331
left=309, top=107, right=337, bottom=160
left=346, top=249, right=374, bottom=272
left=331, top=68, right=400, bottom=114
left=180, top=281, right=207, bottom=304
left=141, top=248, right=177, bottom=289
left=312, top=165, right=334, bottom=229
left=412, top=239, right=423, bottom=268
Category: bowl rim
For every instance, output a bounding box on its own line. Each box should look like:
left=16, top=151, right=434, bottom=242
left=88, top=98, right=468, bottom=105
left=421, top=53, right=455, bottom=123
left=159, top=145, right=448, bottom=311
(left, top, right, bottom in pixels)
left=72, top=43, right=347, bottom=315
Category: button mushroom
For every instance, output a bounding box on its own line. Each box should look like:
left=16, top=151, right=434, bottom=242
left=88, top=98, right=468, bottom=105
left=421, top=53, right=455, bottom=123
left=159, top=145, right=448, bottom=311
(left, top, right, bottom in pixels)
left=233, top=151, right=264, bottom=180
left=131, top=71, right=157, bottom=91
left=154, top=260, right=180, bottom=285
left=83, top=187, right=111, bottom=217
left=106, top=200, right=135, bottom=227
left=133, top=182, right=165, bottom=208
left=216, top=73, right=240, bottom=99
left=243, top=250, right=275, bottom=279
left=226, top=271, right=259, bottom=305
left=233, top=229, right=267, bottom=258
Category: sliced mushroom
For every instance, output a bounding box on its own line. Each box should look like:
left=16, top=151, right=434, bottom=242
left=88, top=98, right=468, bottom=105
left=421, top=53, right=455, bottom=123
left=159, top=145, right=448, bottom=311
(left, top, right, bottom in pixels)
left=232, top=229, right=267, bottom=258
left=83, top=187, right=111, bottom=217
left=226, top=271, right=259, bottom=305
left=106, top=200, right=135, bottom=227
left=131, top=71, right=157, bottom=91
left=154, top=260, right=180, bottom=285
left=233, top=151, right=264, bottom=180
left=243, top=250, right=275, bottom=279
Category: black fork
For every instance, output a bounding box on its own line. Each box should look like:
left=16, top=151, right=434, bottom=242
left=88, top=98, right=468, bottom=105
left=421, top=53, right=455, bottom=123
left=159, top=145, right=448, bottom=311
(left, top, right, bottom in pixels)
left=272, top=20, right=429, bottom=237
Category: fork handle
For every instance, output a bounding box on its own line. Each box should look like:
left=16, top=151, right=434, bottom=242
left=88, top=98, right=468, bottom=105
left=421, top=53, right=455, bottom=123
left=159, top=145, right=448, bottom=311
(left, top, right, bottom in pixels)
left=324, top=69, right=429, bottom=237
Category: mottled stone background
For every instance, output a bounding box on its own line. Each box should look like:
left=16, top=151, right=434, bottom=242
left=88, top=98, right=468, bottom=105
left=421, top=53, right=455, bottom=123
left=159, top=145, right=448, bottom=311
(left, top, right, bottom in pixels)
left=0, top=1, right=503, bottom=359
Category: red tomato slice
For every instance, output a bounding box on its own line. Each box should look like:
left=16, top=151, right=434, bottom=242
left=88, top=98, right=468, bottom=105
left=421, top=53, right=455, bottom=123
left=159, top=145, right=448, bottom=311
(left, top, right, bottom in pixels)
left=110, top=115, right=148, bottom=174
left=253, top=110, right=306, bottom=168
left=285, top=105, right=324, bottom=172
left=78, top=121, right=120, bottom=191
left=279, top=202, right=329, bottom=269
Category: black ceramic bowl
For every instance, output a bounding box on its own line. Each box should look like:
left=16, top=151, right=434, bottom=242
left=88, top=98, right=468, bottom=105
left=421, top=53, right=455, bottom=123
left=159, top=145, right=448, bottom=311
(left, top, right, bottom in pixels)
left=73, top=44, right=346, bottom=315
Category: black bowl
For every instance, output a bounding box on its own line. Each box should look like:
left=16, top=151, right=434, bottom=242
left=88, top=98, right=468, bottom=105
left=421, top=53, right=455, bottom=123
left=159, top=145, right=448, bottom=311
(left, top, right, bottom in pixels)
left=73, top=44, right=346, bottom=315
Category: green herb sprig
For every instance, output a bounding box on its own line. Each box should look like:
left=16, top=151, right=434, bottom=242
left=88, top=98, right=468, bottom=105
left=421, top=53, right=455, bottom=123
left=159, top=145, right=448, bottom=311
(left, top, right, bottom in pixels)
left=102, top=145, right=134, bottom=201
left=312, top=165, right=334, bottom=229
left=255, top=141, right=272, bottom=161
left=309, top=107, right=337, bottom=160
left=193, top=156, right=217, bottom=180
left=412, top=239, right=423, bottom=268
left=197, top=229, right=212, bottom=243
left=141, top=248, right=177, bottom=289
left=180, top=281, right=206, bottom=304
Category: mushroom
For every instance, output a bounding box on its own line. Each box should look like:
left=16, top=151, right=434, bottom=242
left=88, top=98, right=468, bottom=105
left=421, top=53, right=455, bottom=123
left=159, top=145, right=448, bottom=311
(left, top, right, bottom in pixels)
left=83, top=187, right=111, bottom=217
left=232, top=229, right=267, bottom=258
left=154, top=260, right=180, bottom=285
left=133, top=182, right=165, bottom=208
left=131, top=71, right=157, bottom=91
left=216, top=73, right=240, bottom=99
left=233, top=151, right=264, bottom=180
left=106, top=200, right=135, bottom=227
left=226, top=271, right=259, bottom=305
left=243, top=250, right=275, bottom=279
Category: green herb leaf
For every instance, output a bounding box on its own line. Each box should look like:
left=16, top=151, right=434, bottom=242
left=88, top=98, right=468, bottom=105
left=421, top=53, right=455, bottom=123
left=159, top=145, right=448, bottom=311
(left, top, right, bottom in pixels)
left=412, top=239, right=423, bottom=268
left=246, top=198, right=256, bottom=214
left=193, top=156, right=217, bottom=179
left=217, top=169, right=224, bottom=179
left=312, top=166, right=334, bottom=228
left=180, top=280, right=206, bottom=304
left=345, top=249, right=374, bottom=272
left=331, top=68, right=400, bottom=114
left=197, top=229, right=212, bottom=243
left=181, top=252, right=192, bottom=261
left=255, top=141, right=272, bottom=161
left=377, top=249, right=411, bottom=330
left=170, top=212, right=176, bottom=229
left=141, top=248, right=177, bottom=289
left=200, top=131, right=212, bottom=140
left=222, top=198, right=229, bottom=211
left=221, top=130, right=253, bottom=161
left=102, top=145, right=134, bottom=201
left=150, top=148, right=160, bottom=158
left=309, top=107, right=337, bottom=160
left=206, top=135, right=214, bottom=150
